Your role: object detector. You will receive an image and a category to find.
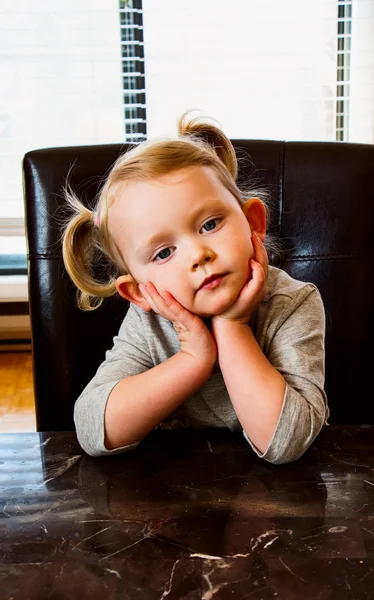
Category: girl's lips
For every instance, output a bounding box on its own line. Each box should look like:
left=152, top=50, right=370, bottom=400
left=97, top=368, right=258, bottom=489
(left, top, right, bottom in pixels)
left=199, top=275, right=226, bottom=290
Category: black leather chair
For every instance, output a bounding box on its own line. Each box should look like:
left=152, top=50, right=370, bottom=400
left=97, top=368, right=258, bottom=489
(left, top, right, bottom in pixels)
left=23, top=140, right=374, bottom=432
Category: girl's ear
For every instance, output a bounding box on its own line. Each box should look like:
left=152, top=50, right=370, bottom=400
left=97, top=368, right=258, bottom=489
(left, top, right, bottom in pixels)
left=116, top=275, right=152, bottom=312
left=242, top=197, right=267, bottom=242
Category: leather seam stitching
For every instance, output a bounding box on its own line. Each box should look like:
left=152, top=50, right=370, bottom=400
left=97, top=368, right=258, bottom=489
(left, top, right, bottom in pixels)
left=28, top=253, right=373, bottom=260
left=285, top=254, right=373, bottom=260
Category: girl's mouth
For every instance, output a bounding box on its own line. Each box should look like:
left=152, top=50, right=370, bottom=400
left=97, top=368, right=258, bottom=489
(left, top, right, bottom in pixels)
left=199, top=274, right=226, bottom=290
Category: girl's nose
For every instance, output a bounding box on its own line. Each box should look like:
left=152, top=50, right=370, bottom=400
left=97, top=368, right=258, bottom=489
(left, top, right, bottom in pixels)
left=191, top=247, right=215, bottom=270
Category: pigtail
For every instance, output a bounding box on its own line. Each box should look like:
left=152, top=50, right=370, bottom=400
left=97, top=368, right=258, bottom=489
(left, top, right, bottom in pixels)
left=178, top=111, right=238, bottom=181
left=62, top=185, right=117, bottom=311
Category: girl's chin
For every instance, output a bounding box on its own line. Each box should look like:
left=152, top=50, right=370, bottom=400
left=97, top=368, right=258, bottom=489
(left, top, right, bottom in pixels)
left=196, top=294, right=238, bottom=318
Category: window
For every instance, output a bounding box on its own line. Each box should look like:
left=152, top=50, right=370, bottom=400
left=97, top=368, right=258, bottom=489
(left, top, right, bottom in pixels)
left=142, top=0, right=374, bottom=144
left=1, top=0, right=373, bottom=277
left=0, top=0, right=127, bottom=273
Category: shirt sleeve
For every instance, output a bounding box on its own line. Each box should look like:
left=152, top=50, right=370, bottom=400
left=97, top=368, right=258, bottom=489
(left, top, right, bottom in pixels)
left=74, top=303, right=155, bottom=457
left=243, top=284, right=329, bottom=464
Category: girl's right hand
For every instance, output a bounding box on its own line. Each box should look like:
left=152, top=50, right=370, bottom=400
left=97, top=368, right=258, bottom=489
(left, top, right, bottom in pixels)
left=138, top=282, right=217, bottom=369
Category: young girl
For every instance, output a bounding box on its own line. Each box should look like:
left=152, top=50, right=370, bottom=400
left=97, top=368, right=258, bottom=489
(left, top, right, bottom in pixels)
left=62, top=112, right=329, bottom=464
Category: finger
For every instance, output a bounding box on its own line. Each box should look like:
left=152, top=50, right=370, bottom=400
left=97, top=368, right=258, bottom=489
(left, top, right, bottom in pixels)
left=250, top=259, right=266, bottom=290
left=138, top=283, right=161, bottom=314
left=143, top=283, right=205, bottom=332
left=161, top=291, right=202, bottom=331
left=252, top=233, right=269, bottom=275
left=141, top=283, right=177, bottom=320
left=143, top=283, right=192, bottom=328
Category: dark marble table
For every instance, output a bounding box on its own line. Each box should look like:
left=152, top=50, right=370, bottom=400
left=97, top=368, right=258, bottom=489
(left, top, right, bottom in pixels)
left=1, top=426, right=374, bottom=599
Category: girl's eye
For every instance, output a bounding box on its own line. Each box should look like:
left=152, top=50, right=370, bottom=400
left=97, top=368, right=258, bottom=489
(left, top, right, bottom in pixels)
left=154, top=247, right=172, bottom=261
left=201, top=218, right=220, bottom=233
left=152, top=219, right=221, bottom=262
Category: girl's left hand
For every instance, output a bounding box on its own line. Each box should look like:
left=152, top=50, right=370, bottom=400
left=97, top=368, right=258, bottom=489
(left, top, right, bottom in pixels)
left=212, top=232, right=269, bottom=325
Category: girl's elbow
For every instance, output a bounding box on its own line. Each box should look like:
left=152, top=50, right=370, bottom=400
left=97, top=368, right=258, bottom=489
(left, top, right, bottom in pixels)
left=262, top=402, right=328, bottom=465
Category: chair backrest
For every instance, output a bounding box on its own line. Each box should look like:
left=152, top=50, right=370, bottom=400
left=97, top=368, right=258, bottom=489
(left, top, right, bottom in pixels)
left=23, top=140, right=374, bottom=431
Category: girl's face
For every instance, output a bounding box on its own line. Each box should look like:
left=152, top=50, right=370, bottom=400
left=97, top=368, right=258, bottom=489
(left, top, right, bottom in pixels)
left=109, top=165, right=264, bottom=318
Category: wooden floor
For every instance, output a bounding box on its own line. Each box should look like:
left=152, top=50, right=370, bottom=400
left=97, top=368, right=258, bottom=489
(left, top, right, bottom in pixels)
left=0, top=352, right=36, bottom=433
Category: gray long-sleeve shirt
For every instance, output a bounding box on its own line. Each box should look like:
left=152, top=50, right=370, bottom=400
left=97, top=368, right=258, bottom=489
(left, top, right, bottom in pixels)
left=74, top=265, right=329, bottom=464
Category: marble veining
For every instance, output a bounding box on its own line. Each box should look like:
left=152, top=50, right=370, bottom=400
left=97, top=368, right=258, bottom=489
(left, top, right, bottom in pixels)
left=1, top=426, right=374, bottom=598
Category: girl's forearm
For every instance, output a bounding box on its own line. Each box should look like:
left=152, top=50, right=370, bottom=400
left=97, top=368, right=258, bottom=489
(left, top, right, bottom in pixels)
left=212, top=319, right=286, bottom=454
left=104, top=352, right=214, bottom=449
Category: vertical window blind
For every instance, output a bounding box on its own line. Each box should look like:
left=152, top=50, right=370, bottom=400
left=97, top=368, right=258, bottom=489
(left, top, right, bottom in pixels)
left=120, top=0, right=147, bottom=141
left=336, top=0, right=352, bottom=141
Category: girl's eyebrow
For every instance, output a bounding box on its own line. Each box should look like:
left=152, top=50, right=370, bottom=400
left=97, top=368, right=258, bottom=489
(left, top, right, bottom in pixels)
left=136, top=231, right=171, bottom=259
left=135, top=198, right=225, bottom=258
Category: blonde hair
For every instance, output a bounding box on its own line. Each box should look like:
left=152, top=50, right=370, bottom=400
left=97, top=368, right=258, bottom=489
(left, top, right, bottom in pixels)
left=62, top=111, right=281, bottom=311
